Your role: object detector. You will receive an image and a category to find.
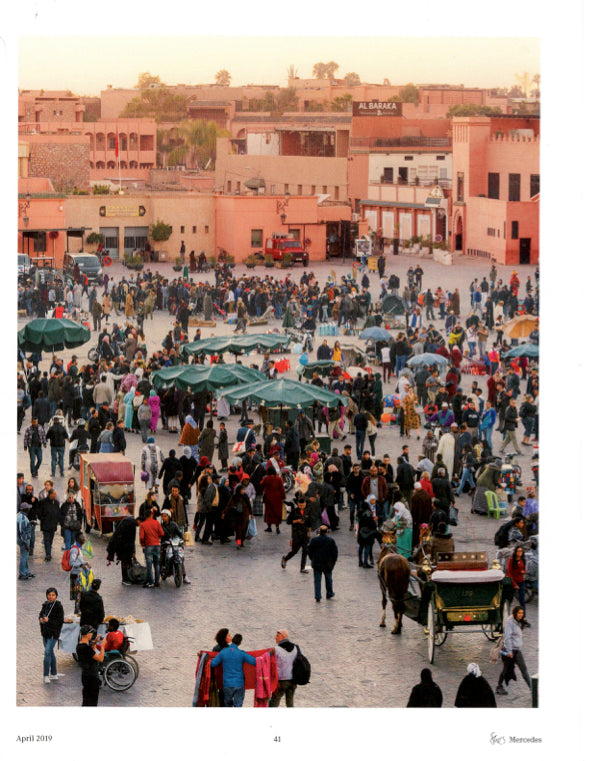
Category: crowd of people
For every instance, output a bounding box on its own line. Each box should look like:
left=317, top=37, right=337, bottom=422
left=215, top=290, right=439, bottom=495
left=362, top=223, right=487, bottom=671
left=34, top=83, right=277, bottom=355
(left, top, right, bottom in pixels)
left=17, top=256, right=539, bottom=706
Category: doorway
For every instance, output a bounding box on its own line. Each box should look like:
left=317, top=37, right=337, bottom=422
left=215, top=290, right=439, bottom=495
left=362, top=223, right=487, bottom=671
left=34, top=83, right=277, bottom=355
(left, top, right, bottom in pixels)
left=519, top=238, right=531, bottom=264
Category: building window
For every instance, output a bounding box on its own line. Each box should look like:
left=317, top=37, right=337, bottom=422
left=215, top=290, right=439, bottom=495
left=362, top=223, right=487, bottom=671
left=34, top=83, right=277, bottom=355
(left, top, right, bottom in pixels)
left=226, top=180, right=232, bottom=193
left=204, top=225, right=209, bottom=234
left=180, top=226, right=185, bottom=234
left=487, top=227, right=496, bottom=237
left=436, top=155, right=446, bottom=161
left=250, top=229, right=263, bottom=247
left=311, top=185, right=316, bottom=195
left=508, top=173, right=521, bottom=202
left=322, top=186, right=327, bottom=194
left=488, top=173, right=500, bottom=200
left=456, top=172, right=464, bottom=202
left=511, top=221, right=519, bottom=239
left=271, top=184, right=276, bottom=194
left=404, top=156, right=414, bottom=161
left=334, top=186, right=339, bottom=200
left=530, top=174, right=540, bottom=197
left=192, top=226, right=197, bottom=234
left=382, top=167, right=393, bottom=183
left=297, top=185, right=302, bottom=195
left=284, top=184, right=289, bottom=194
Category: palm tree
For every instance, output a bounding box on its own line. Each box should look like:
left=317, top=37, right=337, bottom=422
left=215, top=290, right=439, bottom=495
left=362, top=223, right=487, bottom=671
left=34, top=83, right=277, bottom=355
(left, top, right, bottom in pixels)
left=167, top=120, right=230, bottom=169
left=287, top=64, right=299, bottom=79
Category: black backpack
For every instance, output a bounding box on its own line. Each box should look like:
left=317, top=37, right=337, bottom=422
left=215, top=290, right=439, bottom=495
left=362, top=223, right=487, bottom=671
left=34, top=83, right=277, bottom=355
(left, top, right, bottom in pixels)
left=291, top=645, right=311, bottom=686
left=494, top=520, right=512, bottom=549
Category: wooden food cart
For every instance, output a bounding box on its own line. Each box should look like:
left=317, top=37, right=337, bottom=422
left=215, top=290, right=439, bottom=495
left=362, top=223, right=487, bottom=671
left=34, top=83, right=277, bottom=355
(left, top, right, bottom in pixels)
left=80, top=453, right=136, bottom=534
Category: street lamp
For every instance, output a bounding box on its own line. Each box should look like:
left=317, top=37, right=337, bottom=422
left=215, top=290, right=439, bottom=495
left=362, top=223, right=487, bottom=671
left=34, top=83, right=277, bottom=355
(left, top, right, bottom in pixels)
left=276, top=194, right=290, bottom=225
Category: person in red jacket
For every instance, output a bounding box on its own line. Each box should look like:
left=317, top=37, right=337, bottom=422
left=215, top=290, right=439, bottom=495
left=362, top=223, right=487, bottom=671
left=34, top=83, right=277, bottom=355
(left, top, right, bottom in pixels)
left=506, top=545, right=530, bottom=626
left=139, top=510, right=164, bottom=588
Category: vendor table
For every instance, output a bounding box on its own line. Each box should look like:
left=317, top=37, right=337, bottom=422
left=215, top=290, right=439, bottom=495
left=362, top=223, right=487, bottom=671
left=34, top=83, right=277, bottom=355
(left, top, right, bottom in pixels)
left=58, top=619, right=153, bottom=653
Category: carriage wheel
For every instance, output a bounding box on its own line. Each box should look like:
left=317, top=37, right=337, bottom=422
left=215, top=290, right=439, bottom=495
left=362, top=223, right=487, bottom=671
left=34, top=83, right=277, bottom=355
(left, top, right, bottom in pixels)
left=104, top=658, right=137, bottom=691
left=481, top=621, right=501, bottom=641
left=427, top=600, right=437, bottom=664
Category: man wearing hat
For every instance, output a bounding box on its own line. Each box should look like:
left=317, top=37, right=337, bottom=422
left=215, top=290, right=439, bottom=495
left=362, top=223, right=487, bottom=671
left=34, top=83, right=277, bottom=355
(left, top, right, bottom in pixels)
left=235, top=420, right=256, bottom=452
left=17, top=502, right=35, bottom=580
left=307, top=525, right=338, bottom=602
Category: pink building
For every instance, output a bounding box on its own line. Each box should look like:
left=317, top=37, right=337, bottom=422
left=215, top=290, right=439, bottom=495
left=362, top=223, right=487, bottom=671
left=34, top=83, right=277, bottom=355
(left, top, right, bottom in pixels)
left=450, top=116, right=539, bottom=265
left=215, top=194, right=351, bottom=262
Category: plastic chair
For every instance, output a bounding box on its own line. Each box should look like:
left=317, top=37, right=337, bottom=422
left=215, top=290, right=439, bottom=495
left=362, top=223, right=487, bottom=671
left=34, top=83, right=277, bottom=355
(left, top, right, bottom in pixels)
left=485, top=490, right=507, bottom=519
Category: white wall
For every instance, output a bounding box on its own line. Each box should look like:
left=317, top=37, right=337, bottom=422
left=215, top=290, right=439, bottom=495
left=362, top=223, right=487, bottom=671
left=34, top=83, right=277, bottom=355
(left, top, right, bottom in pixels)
left=247, top=132, right=281, bottom=156
left=368, top=152, right=451, bottom=184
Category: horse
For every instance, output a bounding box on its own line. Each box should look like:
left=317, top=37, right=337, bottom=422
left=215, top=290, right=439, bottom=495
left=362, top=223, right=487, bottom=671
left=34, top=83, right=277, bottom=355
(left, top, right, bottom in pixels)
left=377, top=543, right=411, bottom=634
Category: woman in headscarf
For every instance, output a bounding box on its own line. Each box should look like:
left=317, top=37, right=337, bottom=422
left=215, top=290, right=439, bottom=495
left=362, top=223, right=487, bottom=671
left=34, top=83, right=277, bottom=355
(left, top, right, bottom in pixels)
left=407, top=668, right=443, bottom=707
left=179, top=415, right=200, bottom=461
left=197, top=419, right=217, bottom=465
left=224, top=482, right=252, bottom=548
left=357, top=496, right=379, bottom=568
left=123, top=387, right=135, bottom=431
left=454, top=663, right=496, bottom=707
left=141, top=437, right=164, bottom=490
left=392, top=501, right=413, bottom=558
left=148, top=390, right=161, bottom=433
left=260, top=465, right=286, bottom=534
left=402, top=385, right=420, bottom=440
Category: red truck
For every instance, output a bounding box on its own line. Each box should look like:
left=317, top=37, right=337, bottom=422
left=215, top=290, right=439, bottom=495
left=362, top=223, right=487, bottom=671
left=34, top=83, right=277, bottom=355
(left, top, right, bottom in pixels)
left=264, top=234, right=309, bottom=266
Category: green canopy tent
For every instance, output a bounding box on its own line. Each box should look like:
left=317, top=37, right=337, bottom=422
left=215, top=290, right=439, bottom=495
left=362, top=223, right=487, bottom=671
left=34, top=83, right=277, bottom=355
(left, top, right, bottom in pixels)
left=295, top=360, right=336, bottom=380
left=218, top=377, right=343, bottom=409
left=151, top=363, right=265, bottom=393
left=17, top=317, right=91, bottom=352
left=181, top=333, right=290, bottom=358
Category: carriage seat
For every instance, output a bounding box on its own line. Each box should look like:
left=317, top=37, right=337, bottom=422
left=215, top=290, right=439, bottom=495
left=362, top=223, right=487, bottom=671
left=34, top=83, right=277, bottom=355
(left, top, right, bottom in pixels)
left=435, top=551, right=489, bottom=572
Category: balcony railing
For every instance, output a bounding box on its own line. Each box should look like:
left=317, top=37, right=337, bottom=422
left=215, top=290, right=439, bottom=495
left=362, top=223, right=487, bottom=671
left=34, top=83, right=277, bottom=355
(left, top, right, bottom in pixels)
left=375, top=177, right=452, bottom=189
left=351, top=136, right=451, bottom=149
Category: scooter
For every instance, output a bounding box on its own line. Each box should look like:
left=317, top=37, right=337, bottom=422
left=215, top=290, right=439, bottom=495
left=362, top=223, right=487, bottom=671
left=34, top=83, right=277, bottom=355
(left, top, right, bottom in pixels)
left=160, top=536, right=185, bottom=588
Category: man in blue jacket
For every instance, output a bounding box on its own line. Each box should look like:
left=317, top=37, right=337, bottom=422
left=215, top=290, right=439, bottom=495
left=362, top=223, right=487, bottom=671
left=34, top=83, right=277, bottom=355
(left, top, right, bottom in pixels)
left=210, top=633, right=256, bottom=707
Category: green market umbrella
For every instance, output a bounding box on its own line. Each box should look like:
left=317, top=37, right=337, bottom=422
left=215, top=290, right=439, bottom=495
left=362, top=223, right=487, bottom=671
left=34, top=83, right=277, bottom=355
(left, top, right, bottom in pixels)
left=297, top=360, right=336, bottom=379
left=218, top=378, right=344, bottom=409
left=502, top=343, right=539, bottom=359
left=181, top=333, right=290, bottom=357
left=17, top=317, right=91, bottom=352
left=151, top=363, right=265, bottom=393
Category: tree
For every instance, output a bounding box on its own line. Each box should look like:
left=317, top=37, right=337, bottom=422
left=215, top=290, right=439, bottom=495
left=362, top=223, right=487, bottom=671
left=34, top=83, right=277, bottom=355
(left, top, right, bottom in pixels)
left=331, top=94, right=353, bottom=112
left=215, top=70, right=232, bottom=87
left=287, top=64, right=299, bottom=79
left=166, top=119, right=230, bottom=169
left=312, top=62, right=328, bottom=79
left=446, top=104, right=503, bottom=117
left=400, top=83, right=419, bottom=104
left=120, top=89, right=188, bottom=122
left=324, top=61, right=339, bottom=79
left=305, top=100, right=326, bottom=112
left=343, top=72, right=361, bottom=86
left=136, top=72, right=163, bottom=89
left=149, top=219, right=173, bottom=242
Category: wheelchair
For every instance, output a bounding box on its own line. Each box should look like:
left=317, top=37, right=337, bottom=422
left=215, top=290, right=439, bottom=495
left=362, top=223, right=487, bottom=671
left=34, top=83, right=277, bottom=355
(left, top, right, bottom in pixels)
left=99, top=635, right=139, bottom=692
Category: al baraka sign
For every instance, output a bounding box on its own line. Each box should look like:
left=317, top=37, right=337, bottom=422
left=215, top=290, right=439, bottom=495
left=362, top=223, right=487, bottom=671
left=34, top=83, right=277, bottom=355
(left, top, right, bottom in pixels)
left=353, top=101, right=402, bottom=117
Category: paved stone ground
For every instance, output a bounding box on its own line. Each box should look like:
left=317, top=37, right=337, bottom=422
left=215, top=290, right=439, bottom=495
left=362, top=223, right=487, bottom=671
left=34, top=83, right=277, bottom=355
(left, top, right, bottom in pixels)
left=15, top=253, right=538, bottom=710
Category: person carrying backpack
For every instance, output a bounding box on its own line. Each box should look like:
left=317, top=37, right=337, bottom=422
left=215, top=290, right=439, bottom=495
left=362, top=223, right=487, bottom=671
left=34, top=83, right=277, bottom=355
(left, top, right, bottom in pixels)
left=268, top=629, right=310, bottom=707
left=66, top=532, right=90, bottom=615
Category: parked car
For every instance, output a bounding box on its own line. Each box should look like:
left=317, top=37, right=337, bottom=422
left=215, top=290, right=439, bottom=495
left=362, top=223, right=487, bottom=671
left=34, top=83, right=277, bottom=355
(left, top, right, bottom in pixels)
left=63, top=253, right=103, bottom=283
left=17, top=253, right=31, bottom=275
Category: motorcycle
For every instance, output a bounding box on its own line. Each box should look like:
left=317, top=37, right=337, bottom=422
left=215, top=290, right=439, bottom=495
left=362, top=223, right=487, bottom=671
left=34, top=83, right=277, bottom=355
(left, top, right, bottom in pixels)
left=284, top=327, right=314, bottom=353
left=160, top=535, right=185, bottom=588
left=499, top=453, right=522, bottom=503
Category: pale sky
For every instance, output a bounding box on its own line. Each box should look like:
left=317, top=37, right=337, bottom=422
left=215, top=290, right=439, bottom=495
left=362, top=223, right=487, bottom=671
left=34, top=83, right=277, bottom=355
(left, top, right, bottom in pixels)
left=18, top=36, right=540, bottom=95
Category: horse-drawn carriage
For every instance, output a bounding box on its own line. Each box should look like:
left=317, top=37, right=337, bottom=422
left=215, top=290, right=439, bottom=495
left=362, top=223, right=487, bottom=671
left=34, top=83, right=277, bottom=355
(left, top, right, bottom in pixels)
left=377, top=537, right=514, bottom=664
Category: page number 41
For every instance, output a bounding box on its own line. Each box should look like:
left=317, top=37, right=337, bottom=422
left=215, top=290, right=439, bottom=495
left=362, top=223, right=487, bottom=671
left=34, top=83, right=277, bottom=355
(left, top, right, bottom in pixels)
left=274, top=737, right=281, bottom=743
